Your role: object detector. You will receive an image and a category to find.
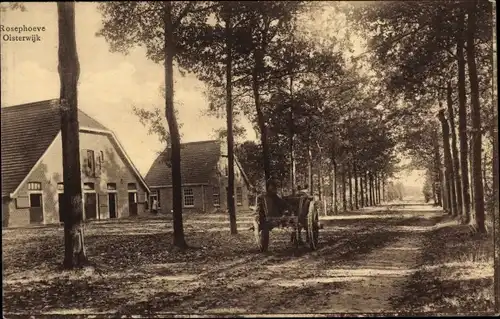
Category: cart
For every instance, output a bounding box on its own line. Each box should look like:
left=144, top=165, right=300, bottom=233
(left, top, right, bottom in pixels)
left=252, top=194, right=320, bottom=252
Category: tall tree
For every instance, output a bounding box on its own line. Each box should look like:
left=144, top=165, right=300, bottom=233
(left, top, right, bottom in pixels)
left=446, top=82, right=464, bottom=217
left=58, top=2, right=87, bottom=268
left=97, top=1, right=217, bottom=247
left=466, top=0, right=486, bottom=233
left=163, top=1, right=186, bottom=247
left=438, top=109, right=456, bottom=216
left=224, top=2, right=237, bottom=235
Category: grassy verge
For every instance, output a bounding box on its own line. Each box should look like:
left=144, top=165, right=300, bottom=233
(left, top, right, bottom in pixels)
left=391, top=220, right=495, bottom=314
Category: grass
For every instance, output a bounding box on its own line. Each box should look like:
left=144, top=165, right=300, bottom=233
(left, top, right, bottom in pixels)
left=390, top=217, right=495, bottom=314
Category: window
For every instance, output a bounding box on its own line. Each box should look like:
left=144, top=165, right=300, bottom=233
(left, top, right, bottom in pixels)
left=96, top=150, right=104, bottom=176
left=87, top=150, right=95, bottom=177
left=107, top=183, right=117, bottom=191
left=212, top=187, right=220, bottom=206
left=183, top=188, right=194, bottom=207
left=57, top=183, right=64, bottom=192
left=83, top=182, right=95, bottom=191
left=28, top=182, right=42, bottom=191
left=224, top=164, right=229, bottom=177
left=236, top=187, right=243, bottom=206
left=127, top=183, right=137, bottom=191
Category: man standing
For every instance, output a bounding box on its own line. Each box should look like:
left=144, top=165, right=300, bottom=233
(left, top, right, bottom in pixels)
left=254, top=179, right=289, bottom=226
left=152, top=198, right=159, bottom=215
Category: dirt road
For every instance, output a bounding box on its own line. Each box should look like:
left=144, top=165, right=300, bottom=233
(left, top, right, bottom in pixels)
left=2, top=203, right=449, bottom=316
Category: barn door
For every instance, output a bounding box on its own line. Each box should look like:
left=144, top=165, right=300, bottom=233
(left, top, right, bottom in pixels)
left=128, top=192, right=137, bottom=216
left=29, top=193, right=44, bottom=224
left=84, top=193, right=97, bottom=220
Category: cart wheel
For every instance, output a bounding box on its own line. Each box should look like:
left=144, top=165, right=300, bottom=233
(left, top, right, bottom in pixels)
left=254, top=219, right=269, bottom=253
left=307, top=201, right=320, bottom=250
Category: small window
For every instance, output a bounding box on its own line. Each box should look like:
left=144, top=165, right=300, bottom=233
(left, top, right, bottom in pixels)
left=107, top=183, right=117, bottom=191
left=100, top=150, right=104, bottom=162
left=83, top=182, right=95, bottom=191
left=96, top=153, right=102, bottom=175
left=87, top=150, right=95, bottom=177
left=224, top=164, right=228, bottom=177
left=28, top=182, right=42, bottom=191
left=127, top=183, right=137, bottom=191
left=57, top=183, right=64, bottom=191
left=236, top=187, right=243, bottom=206
left=183, top=188, right=194, bottom=207
left=213, top=187, right=220, bottom=206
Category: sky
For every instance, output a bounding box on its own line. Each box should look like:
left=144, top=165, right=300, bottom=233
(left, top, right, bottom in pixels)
left=1, top=2, right=253, bottom=176
left=0, top=2, right=424, bottom=190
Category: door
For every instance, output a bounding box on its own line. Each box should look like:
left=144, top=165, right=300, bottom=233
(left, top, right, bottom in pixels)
left=84, top=193, right=97, bottom=220
left=108, top=193, right=117, bottom=218
left=58, top=193, right=64, bottom=223
left=29, top=193, right=44, bottom=224
left=128, top=192, right=137, bottom=216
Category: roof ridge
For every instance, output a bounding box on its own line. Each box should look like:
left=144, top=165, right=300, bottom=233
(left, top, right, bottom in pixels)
left=182, top=140, right=219, bottom=145
left=78, top=108, right=109, bottom=131
left=1, top=99, right=59, bottom=110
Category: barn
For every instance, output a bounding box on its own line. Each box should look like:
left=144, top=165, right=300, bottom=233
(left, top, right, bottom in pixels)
left=1, top=99, right=150, bottom=227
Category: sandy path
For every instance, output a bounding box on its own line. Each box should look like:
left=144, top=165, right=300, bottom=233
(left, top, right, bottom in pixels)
left=161, top=211, right=442, bottom=314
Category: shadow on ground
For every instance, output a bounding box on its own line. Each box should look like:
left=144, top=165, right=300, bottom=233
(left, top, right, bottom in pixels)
left=3, top=207, right=465, bottom=315
left=390, top=223, right=495, bottom=314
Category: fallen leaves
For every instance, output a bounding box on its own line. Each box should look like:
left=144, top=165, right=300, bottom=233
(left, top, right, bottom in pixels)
left=4, top=208, right=489, bottom=315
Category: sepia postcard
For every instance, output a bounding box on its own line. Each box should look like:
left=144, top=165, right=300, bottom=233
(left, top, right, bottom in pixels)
left=1, top=1, right=498, bottom=317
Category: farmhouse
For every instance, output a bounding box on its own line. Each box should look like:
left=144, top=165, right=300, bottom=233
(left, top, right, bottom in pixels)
left=1, top=99, right=150, bottom=227
left=145, top=140, right=253, bottom=214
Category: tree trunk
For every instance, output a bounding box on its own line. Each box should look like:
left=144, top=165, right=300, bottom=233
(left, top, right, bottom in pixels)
left=348, top=163, right=353, bottom=211
left=360, top=174, right=365, bottom=208
left=289, top=54, right=296, bottom=195
left=369, top=173, right=374, bottom=206
left=438, top=110, right=457, bottom=216
left=376, top=173, right=381, bottom=205
left=354, top=163, right=359, bottom=210
left=318, top=157, right=327, bottom=215
left=466, top=0, right=486, bottom=232
left=252, top=51, right=271, bottom=183
left=432, top=130, right=443, bottom=207
left=491, top=3, right=499, bottom=308
left=447, top=81, right=464, bottom=216
left=332, top=158, right=338, bottom=214
left=164, top=1, right=186, bottom=248
left=224, top=3, right=237, bottom=235
left=342, top=165, right=347, bottom=211
left=431, top=171, right=437, bottom=205
left=327, top=171, right=333, bottom=215
left=470, top=135, right=475, bottom=205
left=364, top=172, right=372, bottom=207
left=382, top=175, right=386, bottom=203
left=442, top=166, right=450, bottom=213
left=457, top=10, right=471, bottom=223
left=308, top=141, right=313, bottom=196
left=58, top=2, right=87, bottom=269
